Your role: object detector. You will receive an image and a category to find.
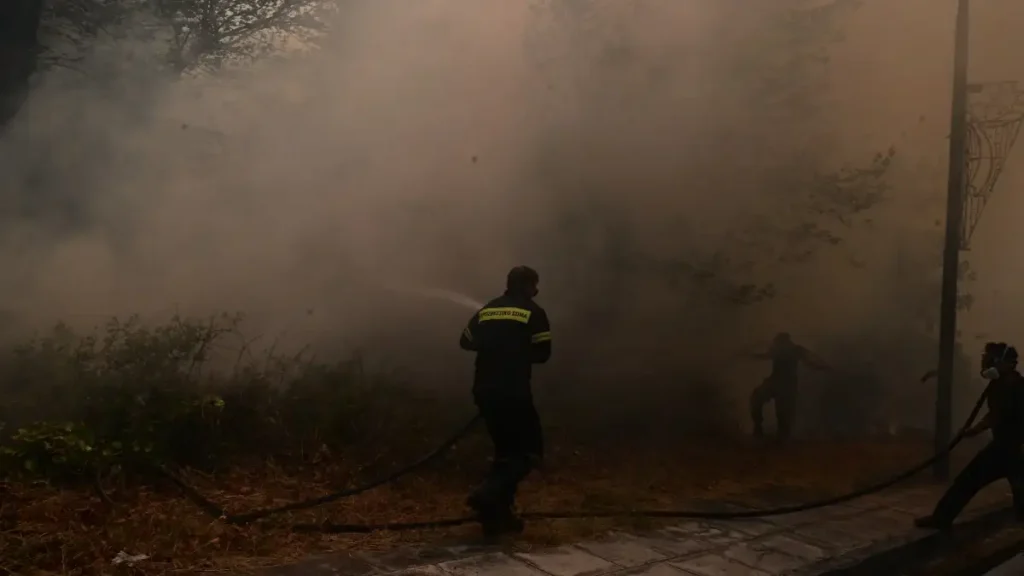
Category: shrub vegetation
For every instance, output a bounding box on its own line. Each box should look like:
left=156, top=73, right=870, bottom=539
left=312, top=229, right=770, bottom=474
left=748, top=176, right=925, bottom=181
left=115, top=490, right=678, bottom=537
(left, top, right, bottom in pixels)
left=0, top=314, right=443, bottom=488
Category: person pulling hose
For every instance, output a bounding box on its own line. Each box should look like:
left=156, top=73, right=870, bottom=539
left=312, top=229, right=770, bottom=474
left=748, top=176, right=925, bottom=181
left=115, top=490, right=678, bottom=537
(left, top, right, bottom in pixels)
left=916, top=342, right=1024, bottom=530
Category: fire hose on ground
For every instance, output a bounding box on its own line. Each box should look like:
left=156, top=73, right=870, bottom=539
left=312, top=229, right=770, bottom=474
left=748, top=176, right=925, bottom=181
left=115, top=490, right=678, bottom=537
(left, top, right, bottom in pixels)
left=152, top=390, right=989, bottom=534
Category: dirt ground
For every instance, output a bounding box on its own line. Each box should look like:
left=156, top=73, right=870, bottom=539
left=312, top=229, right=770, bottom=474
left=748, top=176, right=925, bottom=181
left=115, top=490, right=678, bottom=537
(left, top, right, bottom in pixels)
left=0, top=433, right=938, bottom=576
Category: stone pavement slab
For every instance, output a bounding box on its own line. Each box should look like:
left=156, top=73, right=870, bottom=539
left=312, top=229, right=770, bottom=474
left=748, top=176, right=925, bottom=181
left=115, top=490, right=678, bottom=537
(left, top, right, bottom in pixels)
left=671, top=552, right=771, bottom=576
left=439, top=554, right=545, bottom=576
left=265, top=483, right=1015, bottom=576
left=576, top=535, right=669, bottom=567
left=515, top=546, right=616, bottom=576
left=617, top=565, right=688, bottom=576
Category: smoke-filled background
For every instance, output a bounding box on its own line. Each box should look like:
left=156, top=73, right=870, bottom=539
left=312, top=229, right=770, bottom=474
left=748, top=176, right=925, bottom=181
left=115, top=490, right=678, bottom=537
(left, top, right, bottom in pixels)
left=0, top=0, right=1022, bottom=438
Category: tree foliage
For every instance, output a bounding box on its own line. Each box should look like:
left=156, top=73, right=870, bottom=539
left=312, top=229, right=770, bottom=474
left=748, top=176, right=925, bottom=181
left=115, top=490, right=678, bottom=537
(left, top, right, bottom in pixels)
left=21, top=0, right=334, bottom=79
left=526, top=0, right=892, bottom=317
left=36, top=0, right=135, bottom=71
left=153, top=0, right=333, bottom=73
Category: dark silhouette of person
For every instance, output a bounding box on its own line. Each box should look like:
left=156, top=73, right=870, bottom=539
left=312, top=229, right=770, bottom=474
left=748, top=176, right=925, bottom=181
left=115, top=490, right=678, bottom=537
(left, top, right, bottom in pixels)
left=748, top=332, right=830, bottom=442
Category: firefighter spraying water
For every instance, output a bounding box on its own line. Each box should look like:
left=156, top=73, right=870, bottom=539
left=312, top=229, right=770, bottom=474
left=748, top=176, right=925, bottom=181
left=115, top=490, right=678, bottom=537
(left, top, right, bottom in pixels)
left=458, top=266, right=551, bottom=538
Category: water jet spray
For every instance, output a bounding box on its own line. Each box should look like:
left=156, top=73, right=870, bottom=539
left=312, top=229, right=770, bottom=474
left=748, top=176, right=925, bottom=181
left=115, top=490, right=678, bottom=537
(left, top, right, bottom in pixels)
left=382, top=285, right=484, bottom=311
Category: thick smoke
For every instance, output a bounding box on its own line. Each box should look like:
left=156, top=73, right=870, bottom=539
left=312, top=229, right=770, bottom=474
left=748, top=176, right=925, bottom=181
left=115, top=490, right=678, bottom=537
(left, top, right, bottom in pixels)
left=0, top=0, right=1021, bottom=436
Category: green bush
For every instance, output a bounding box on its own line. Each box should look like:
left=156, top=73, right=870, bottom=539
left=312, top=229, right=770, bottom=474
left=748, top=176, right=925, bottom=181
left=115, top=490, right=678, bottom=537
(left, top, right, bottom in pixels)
left=0, top=313, right=414, bottom=485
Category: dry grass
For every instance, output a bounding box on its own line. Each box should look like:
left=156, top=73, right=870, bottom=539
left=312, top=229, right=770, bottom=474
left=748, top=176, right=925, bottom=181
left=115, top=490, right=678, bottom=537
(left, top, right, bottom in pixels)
left=0, top=434, right=934, bottom=576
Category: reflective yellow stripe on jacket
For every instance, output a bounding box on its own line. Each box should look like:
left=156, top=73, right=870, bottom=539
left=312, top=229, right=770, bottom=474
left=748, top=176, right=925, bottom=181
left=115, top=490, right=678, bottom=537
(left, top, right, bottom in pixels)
left=478, top=307, right=532, bottom=323
left=531, top=331, right=551, bottom=343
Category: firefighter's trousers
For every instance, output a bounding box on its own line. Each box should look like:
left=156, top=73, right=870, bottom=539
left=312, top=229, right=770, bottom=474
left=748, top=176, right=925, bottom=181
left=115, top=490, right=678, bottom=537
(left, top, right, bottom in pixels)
left=471, top=388, right=543, bottom=510
left=750, top=377, right=798, bottom=441
left=930, top=439, right=1024, bottom=525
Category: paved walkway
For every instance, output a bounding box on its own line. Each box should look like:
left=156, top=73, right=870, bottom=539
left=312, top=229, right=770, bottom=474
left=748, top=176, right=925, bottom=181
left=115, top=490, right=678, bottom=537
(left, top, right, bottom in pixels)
left=269, top=483, right=1013, bottom=576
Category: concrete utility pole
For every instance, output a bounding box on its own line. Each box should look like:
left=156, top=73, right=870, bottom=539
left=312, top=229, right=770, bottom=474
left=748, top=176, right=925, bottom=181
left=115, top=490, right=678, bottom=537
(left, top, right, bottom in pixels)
left=934, top=0, right=970, bottom=482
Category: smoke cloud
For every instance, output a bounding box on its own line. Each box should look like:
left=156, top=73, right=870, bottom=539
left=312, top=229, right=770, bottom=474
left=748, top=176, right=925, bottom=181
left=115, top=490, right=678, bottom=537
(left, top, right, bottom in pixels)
left=0, top=0, right=1022, bottom=436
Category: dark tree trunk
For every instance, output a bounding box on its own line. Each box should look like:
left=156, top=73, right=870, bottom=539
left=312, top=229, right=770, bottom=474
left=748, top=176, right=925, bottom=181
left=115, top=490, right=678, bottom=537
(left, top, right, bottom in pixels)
left=0, top=0, right=44, bottom=128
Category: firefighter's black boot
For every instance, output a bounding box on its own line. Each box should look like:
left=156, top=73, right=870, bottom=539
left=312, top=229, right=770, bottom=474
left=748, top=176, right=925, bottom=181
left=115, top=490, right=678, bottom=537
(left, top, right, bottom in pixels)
left=480, top=506, right=525, bottom=539
left=914, top=514, right=952, bottom=531
left=466, top=481, right=496, bottom=516
left=466, top=478, right=500, bottom=518
left=468, top=463, right=527, bottom=538
left=1013, top=496, right=1024, bottom=523
left=468, top=491, right=524, bottom=538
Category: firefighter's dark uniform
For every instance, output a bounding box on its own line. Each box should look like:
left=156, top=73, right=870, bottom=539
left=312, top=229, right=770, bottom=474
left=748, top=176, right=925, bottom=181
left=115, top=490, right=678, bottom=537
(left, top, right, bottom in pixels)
left=750, top=342, right=809, bottom=441
left=921, top=367, right=1024, bottom=528
left=460, top=292, right=551, bottom=529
